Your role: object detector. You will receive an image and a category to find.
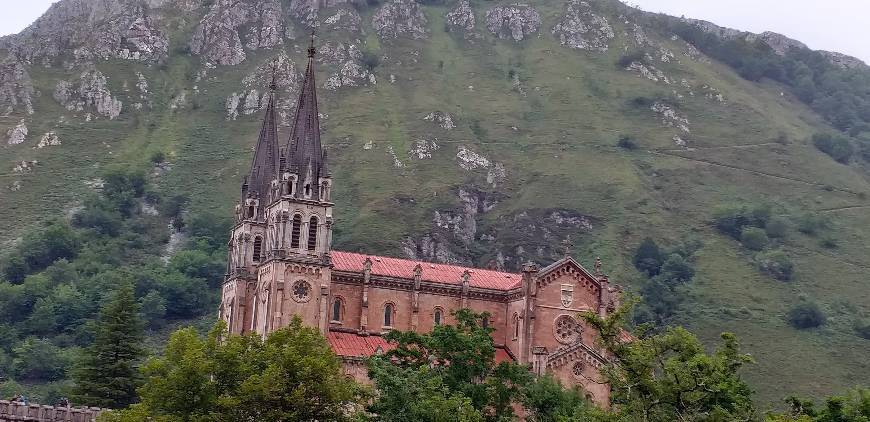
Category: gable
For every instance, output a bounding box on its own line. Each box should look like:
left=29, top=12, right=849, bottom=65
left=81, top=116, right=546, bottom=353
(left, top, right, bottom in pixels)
left=534, top=257, right=601, bottom=310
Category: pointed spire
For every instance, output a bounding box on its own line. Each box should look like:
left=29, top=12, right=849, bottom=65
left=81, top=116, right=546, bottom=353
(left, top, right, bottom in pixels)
left=285, top=31, right=328, bottom=194
left=244, top=69, right=279, bottom=208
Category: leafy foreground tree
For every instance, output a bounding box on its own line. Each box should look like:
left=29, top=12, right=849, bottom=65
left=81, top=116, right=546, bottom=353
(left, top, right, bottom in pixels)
left=73, top=283, right=144, bottom=408
left=767, top=389, right=870, bottom=421
left=576, top=302, right=757, bottom=422
left=366, top=309, right=535, bottom=421
left=102, top=317, right=363, bottom=422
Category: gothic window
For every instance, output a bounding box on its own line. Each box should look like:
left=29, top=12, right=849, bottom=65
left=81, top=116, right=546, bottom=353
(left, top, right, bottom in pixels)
left=320, top=182, right=329, bottom=201
left=554, top=315, right=581, bottom=345
left=290, top=214, right=302, bottom=249
left=434, top=308, right=443, bottom=326
left=291, top=280, right=311, bottom=303
left=307, top=216, right=318, bottom=251
left=482, top=316, right=489, bottom=330
left=384, top=303, right=394, bottom=327
left=304, top=183, right=311, bottom=198
left=332, top=298, right=343, bottom=322
left=247, top=205, right=255, bottom=219
left=252, top=236, right=263, bottom=262
left=513, top=313, right=520, bottom=339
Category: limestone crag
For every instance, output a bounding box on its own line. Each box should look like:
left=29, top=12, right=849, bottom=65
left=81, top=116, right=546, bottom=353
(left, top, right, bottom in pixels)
left=321, top=8, right=363, bottom=33
left=423, top=111, right=456, bottom=130
left=445, top=0, right=476, bottom=34
left=190, top=0, right=286, bottom=66
left=552, top=1, right=613, bottom=52
left=2, top=0, right=168, bottom=65
left=53, top=69, right=123, bottom=119
left=36, top=131, right=61, bottom=148
left=0, top=59, right=35, bottom=116
left=289, top=0, right=349, bottom=27
left=485, top=4, right=541, bottom=42
left=372, top=0, right=428, bottom=40
left=409, top=139, right=439, bottom=160
left=324, top=61, right=376, bottom=90
left=821, top=51, right=866, bottom=70
left=6, top=120, right=28, bottom=145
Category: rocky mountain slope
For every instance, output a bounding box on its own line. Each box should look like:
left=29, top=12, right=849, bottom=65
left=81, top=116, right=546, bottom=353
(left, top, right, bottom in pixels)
left=1, top=0, right=869, bottom=403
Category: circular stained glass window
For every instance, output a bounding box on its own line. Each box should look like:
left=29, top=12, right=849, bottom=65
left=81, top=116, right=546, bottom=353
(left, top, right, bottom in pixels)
left=292, top=280, right=311, bottom=303
left=554, top=315, right=581, bottom=344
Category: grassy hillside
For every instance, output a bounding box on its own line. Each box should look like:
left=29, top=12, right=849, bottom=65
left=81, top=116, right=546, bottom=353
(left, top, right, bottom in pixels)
left=1, top=0, right=868, bottom=405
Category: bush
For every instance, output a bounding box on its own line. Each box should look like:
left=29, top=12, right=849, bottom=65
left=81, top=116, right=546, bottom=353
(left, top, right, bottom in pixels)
left=712, top=203, right=770, bottom=239
left=855, top=319, right=870, bottom=339
left=813, top=133, right=854, bottom=163
left=617, top=50, right=647, bottom=68
left=149, top=151, right=166, bottom=164
left=659, top=253, right=695, bottom=283
left=633, top=238, right=664, bottom=276
left=360, top=51, right=380, bottom=71
left=617, top=135, right=638, bottom=150
left=787, top=302, right=826, bottom=329
left=794, top=212, right=829, bottom=236
left=764, top=216, right=789, bottom=239
left=755, top=249, right=794, bottom=281
left=740, top=227, right=769, bottom=251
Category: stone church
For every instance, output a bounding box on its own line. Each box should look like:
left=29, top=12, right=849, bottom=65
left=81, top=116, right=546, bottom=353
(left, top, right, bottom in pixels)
left=218, top=42, right=622, bottom=405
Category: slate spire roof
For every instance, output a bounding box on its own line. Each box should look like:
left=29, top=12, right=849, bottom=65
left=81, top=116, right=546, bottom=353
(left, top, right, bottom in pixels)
left=283, top=35, right=327, bottom=185
left=243, top=74, right=279, bottom=205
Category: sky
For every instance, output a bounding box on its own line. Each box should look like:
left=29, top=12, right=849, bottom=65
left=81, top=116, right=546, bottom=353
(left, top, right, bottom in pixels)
left=1, top=0, right=868, bottom=64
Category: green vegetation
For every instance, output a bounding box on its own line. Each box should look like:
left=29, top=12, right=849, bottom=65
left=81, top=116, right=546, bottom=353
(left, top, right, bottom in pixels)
left=787, top=302, right=827, bottom=329
left=812, top=133, right=855, bottom=164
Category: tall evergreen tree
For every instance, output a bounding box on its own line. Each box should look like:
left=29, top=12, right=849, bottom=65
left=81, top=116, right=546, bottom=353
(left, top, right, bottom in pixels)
left=73, top=283, right=144, bottom=408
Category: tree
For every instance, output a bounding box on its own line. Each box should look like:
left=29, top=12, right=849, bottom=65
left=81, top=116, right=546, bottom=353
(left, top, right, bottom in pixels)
left=755, top=250, right=795, bottom=281
left=106, top=317, right=363, bottom=422
left=582, top=303, right=757, bottom=421
left=787, top=302, right=826, bottom=329
left=659, top=253, right=695, bottom=283
left=11, top=337, right=70, bottom=381
left=633, top=238, right=664, bottom=276
left=767, top=389, right=870, bottom=421
left=369, top=309, right=532, bottom=421
left=73, top=283, right=144, bottom=408
left=522, top=375, right=603, bottom=422
left=812, top=133, right=854, bottom=163
left=740, top=227, right=770, bottom=251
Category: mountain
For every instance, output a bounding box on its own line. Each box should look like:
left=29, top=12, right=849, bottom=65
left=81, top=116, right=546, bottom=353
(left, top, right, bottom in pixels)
left=1, top=0, right=869, bottom=404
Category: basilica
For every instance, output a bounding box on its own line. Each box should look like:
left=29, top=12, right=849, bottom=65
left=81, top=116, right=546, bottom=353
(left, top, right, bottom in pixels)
left=218, top=42, right=622, bottom=405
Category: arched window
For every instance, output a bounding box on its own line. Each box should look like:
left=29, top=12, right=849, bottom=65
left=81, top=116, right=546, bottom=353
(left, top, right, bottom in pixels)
left=514, top=313, right=520, bottom=339
left=247, top=205, right=255, bottom=219
left=434, top=308, right=443, bottom=326
left=307, top=216, right=318, bottom=251
left=384, top=304, right=394, bottom=327
left=290, top=214, right=302, bottom=249
left=332, top=298, right=342, bottom=322
left=252, top=236, right=263, bottom=262
left=304, top=183, right=311, bottom=198
left=482, top=316, right=489, bottom=330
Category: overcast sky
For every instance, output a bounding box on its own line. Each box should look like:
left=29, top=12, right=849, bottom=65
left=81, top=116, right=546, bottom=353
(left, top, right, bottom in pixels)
left=1, top=0, right=868, bottom=63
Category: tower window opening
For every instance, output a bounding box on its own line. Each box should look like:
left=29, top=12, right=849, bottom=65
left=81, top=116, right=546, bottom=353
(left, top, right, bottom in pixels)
left=290, top=214, right=302, bottom=249
left=253, top=236, right=263, bottom=262
left=247, top=205, right=255, bottom=218
left=384, top=304, right=394, bottom=327
left=307, top=216, right=318, bottom=251
left=304, top=183, right=311, bottom=197
left=514, top=313, right=520, bottom=339
left=434, top=308, right=443, bottom=326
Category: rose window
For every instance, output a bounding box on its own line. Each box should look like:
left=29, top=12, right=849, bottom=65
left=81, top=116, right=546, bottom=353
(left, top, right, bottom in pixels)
left=554, top=315, right=580, bottom=344
left=292, top=280, right=311, bottom=303
left=572, top=362, right=585, bottom=380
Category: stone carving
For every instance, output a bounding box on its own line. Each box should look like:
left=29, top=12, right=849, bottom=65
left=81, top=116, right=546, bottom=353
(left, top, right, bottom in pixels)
left=485, top=4, right=541, bottom=42
left=372, top=0, right=429, bottom=40
left=552, top=1, right=613, bottom=52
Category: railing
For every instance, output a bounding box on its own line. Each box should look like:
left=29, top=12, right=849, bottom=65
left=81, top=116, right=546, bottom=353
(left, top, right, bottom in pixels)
left=0, top=400, right=104, bottom=422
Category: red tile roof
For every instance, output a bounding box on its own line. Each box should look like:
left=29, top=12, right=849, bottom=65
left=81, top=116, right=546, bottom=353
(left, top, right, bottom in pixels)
left=327, top=330, right=516, bottom=364
left=331, top=250, right=522, bottom=291
left=327, top=331, right=394, bottom=358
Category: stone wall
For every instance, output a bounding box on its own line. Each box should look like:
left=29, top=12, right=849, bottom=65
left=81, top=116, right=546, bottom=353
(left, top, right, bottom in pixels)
left=0, top=401, right=103, bottom=422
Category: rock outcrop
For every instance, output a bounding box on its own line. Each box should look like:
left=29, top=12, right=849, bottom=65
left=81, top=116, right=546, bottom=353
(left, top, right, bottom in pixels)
left=36, top=131, right=61, bottom=148
left=226, top=53, right=299, bottom=122
left=423, top=111, right=456, bottom=130
left=372, top=0, right=428, bottom=40
left=445, top=0, right=475, bottom=34
left=6, top=120, right=28, bottom=145
left=289, top=0, right=349, bottom=27
left=552, top=1, right=614, bottom=52
left=2, top=0, right=168, bottom=65
left=485, top=4, right=540, bottom=42
left=53, top=69, right=123, bottom=119
left=190, top=0, right=286, bottom=66
left=0, top=59, right=35, bottom=116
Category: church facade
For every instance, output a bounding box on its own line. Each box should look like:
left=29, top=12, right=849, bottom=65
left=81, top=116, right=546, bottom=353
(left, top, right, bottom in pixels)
left=218, top=43, right=622, bottom=406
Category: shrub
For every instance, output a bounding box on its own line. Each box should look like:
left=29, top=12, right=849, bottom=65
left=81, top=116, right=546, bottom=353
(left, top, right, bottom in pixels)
left=740, top=227, right=769, bottom=251
left=360, top=51, right=380, bottom=71
left=764, top=216, right=789, bottom=239
left=812, top=132, right=854, bottom=163
left=617, top=50, right=647, bottom=68
left=617, top=135, right=638, bottom=150
left=659, top=253, right=695, bottom=283
left=855, top=319, right=870, bottom=339
left=712, top=203, right=770, bottom=239
left=755, top=249, right=794, bottom=281
left=819, top=236, right=838, bottom=249
left=633, top=238, right=664, bottom=276
left=149, top=151, right=166, bottom=164
left=630, top=96, right=654, bottom=108
left=787, top=302, right=826, bottom=329
left=794, top=212, right=829, bottom=236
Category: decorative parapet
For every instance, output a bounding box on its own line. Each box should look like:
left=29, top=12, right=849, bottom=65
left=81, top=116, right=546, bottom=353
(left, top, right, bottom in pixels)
left=0, top=400, right=104, bottom=422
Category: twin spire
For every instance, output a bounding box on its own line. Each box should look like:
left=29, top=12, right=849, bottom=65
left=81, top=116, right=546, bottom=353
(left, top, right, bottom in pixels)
left=242, top=35, right=327, bottom=207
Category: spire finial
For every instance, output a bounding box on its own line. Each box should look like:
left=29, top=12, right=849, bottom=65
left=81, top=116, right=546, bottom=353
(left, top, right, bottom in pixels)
left=562, top=235, right=572, bottom=258
left=307, top=29, right=316, bottom=58
left=594, top=256, right=602, bottom=276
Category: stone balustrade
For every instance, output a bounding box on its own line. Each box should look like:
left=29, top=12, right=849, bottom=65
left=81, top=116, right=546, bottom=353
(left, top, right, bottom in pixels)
left=0, top=400, right=104, bottom=422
